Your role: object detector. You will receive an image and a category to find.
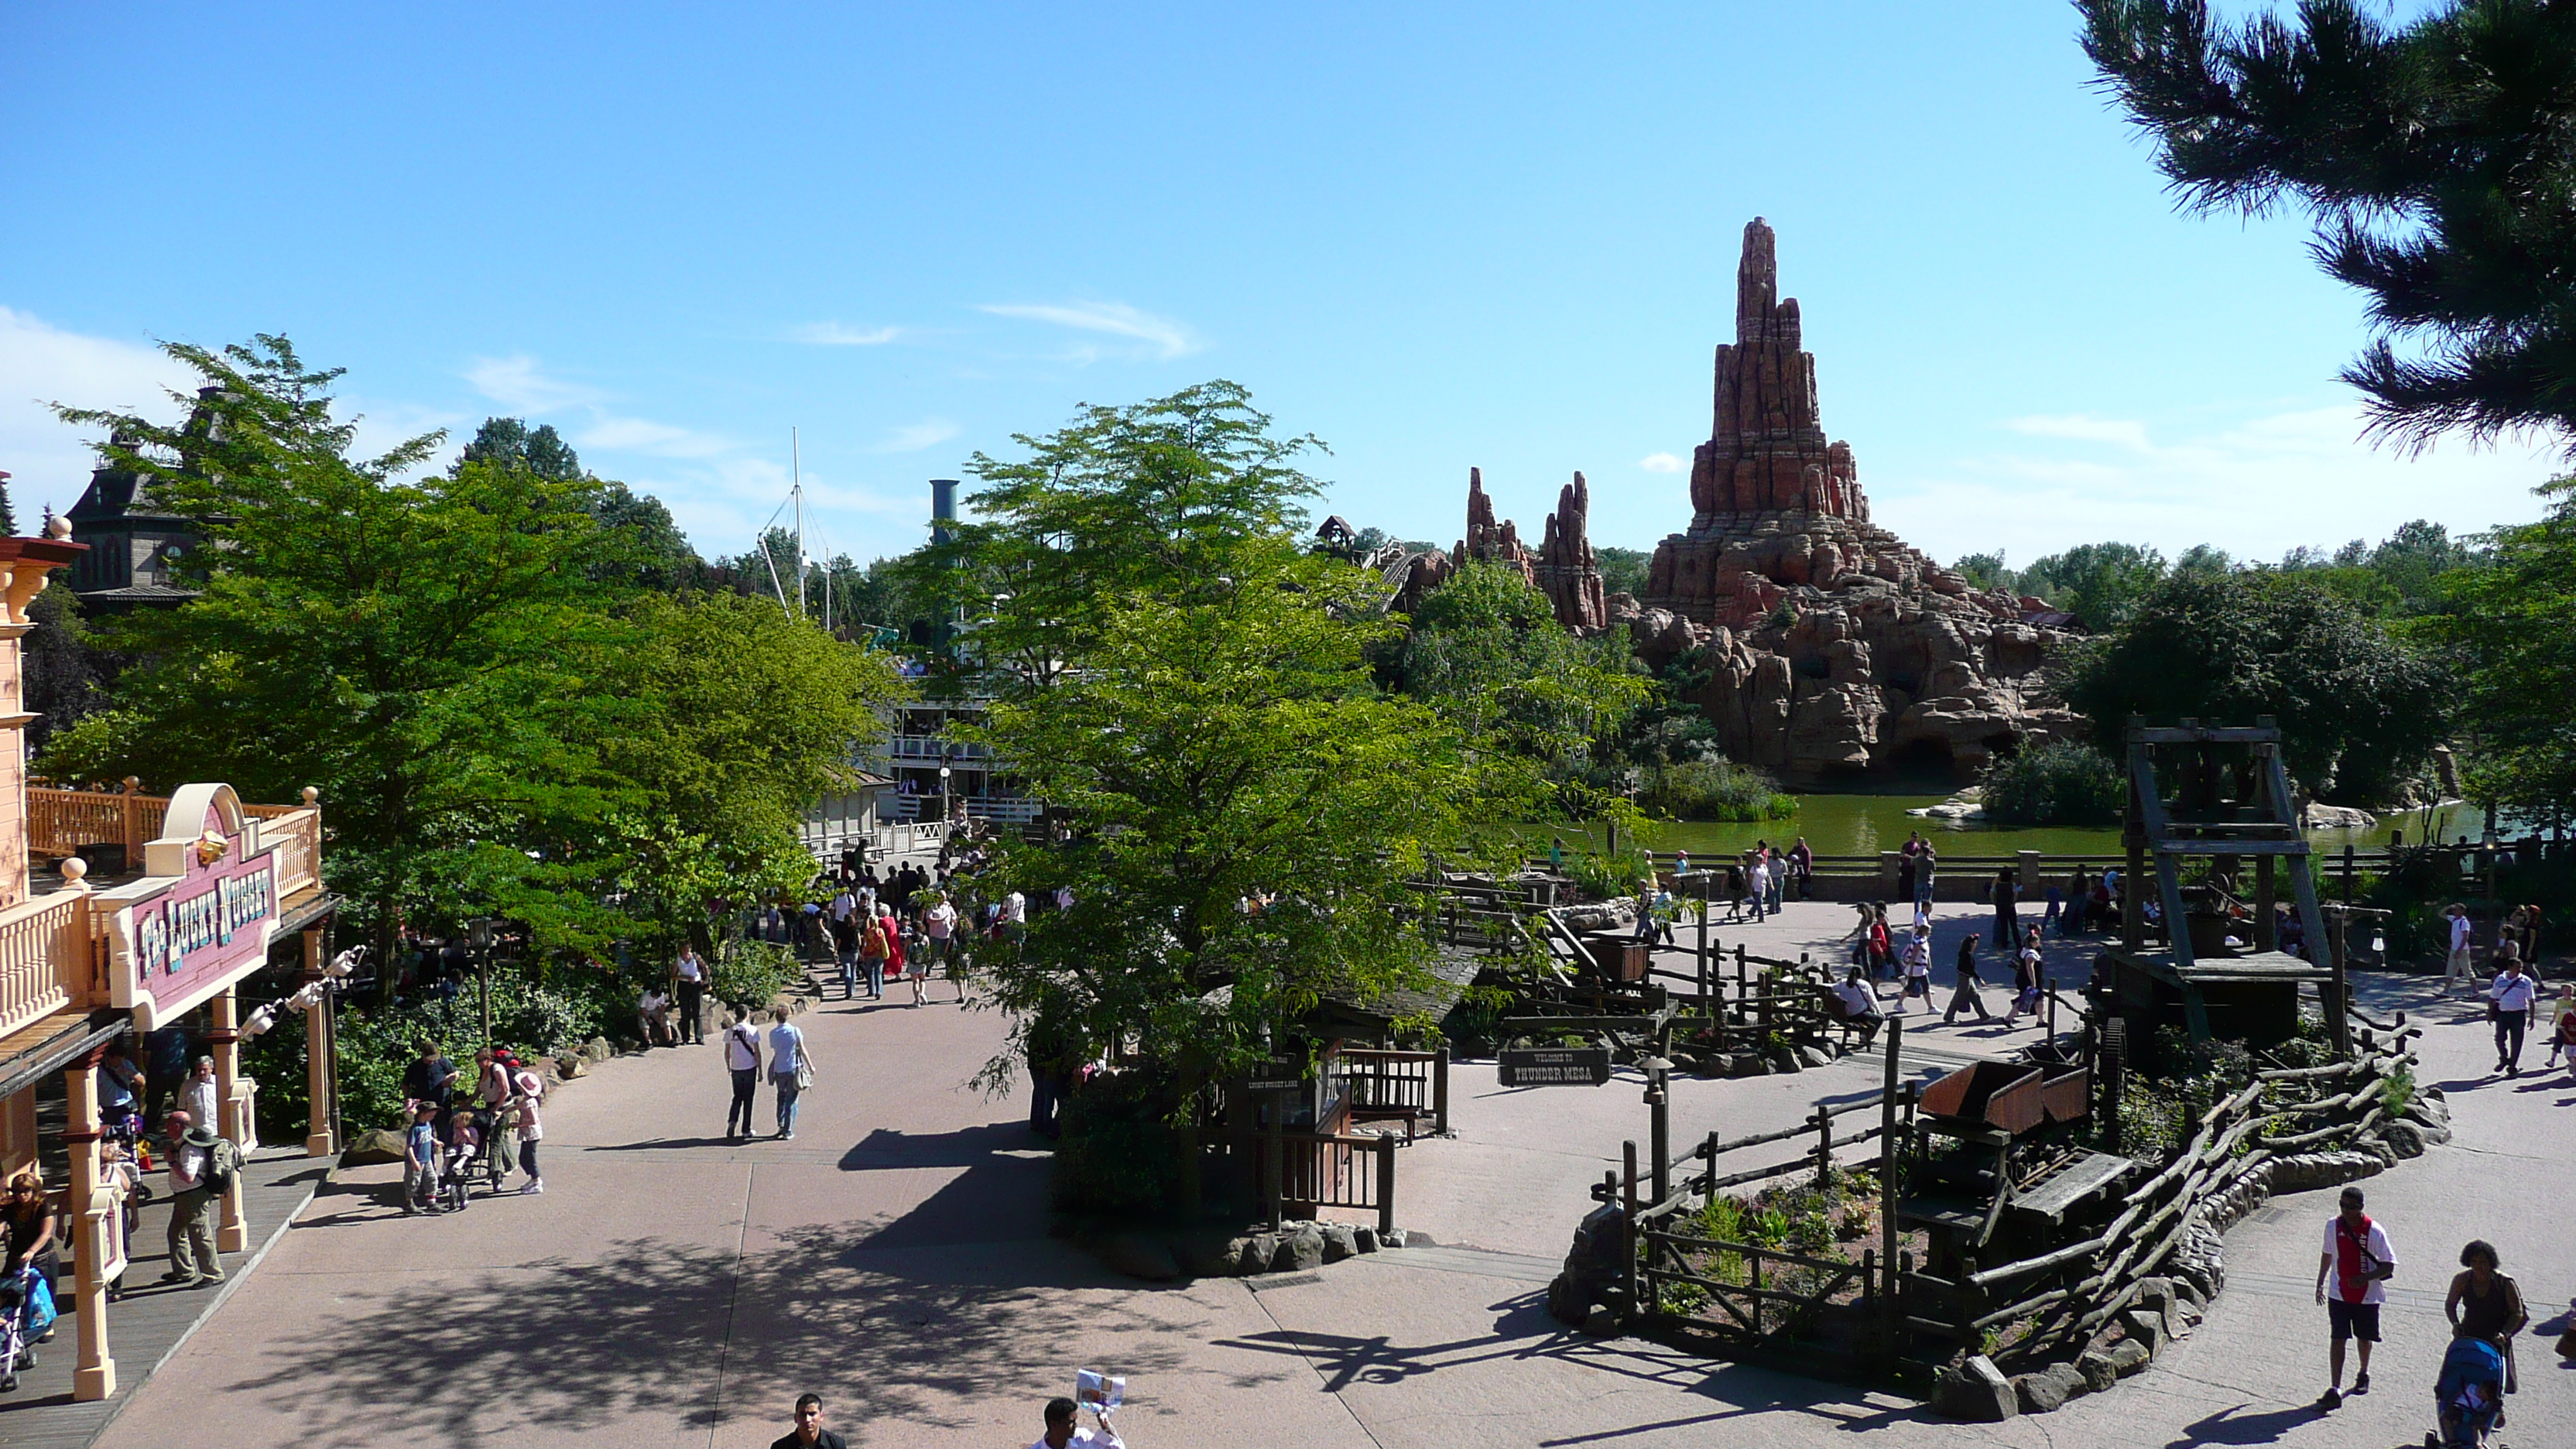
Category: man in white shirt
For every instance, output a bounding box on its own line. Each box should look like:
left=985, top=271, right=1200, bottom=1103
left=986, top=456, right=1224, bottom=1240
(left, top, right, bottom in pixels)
left=1032, top=1396, right=1121, bottom=1449
left=2444, top=903, right=2475, bottom=995
left=1002, top=890, right=1027, bottom=940
left=674, top=946, right=708, bottom=1045
left=2490, top=953, right=2539, bottom=1076
left=767, top=1008, right=808, bottom=1141
left=1743, top=855, right=1769, bottom=923
left=2314, top=1185, right=2396, bottom=1408
left=1831, top=968, right=1884, bottom=1046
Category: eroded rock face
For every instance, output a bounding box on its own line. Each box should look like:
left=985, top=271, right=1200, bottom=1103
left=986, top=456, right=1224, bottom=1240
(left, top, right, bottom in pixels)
left=1625, top=218, right=2081, bottom=783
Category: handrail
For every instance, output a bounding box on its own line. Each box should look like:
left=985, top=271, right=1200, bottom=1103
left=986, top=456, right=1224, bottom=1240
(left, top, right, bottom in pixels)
left=0, top=890, right=94, bottom=1041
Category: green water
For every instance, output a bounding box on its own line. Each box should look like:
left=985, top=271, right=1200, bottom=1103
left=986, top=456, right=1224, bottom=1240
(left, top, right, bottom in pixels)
left=1543, top=796, right=2483, bottom=862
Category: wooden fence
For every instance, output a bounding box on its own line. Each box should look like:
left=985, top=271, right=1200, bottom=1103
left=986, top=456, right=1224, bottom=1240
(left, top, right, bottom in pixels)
left=1263, top=1129, right=1398, bottom=1235
left=1342, top=1046, right=1449, bottom=1138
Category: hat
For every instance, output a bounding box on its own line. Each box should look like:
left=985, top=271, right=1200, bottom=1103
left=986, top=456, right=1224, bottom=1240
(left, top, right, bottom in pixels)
left=183, top=1125, right=219, bottom=1149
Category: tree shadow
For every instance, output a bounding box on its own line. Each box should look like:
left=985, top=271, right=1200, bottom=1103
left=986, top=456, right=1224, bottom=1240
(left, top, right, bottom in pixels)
left=224, top=1224, right=1194, bottom=1445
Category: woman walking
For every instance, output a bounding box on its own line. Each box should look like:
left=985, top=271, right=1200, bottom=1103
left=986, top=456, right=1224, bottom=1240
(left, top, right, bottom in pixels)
left=767, top=1007, right=810, bottom=1141
left=723, top=1007, right=764, bottom=1141
left=2004, top=927, right=2043, bottom=1025
left=2, top=1166, right=58, bottom=1375
left=2446, top=1240, right=2528, bottom=1419
left=1944, top=933, right=1992, bottom=1025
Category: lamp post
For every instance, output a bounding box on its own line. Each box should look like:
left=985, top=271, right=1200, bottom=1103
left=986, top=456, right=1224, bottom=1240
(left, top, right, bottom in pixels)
left=1641, top=1053, right=1673, bottom=1204
left=940, top=763, right=953, bottom=831
left=468, top=916, right=496, bottom=1049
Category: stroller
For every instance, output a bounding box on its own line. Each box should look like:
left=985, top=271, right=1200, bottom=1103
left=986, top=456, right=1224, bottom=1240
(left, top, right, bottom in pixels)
left=0, top=1263, right=51, bottom=1393
left=2430, top=1335, right=2506, bottom=1449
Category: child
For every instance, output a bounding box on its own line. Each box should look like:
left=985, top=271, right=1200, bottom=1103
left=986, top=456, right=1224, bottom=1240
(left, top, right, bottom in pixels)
left=403, top=1102, right=444, bottom=1215
left=512, top=1068, right=545, bottom=1196
left=102, top=1142, right=142, bottom=1299
left=2544, top=985, right=2576, bottom=1070
left=1899, top=926, right=1934, bottom=1014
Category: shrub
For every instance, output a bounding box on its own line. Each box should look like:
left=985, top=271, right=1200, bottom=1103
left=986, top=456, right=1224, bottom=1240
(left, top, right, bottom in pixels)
left=713, top=938, right=803, bottom=1012
left=1640, top=759, right=1798, bottom=822
left=1980, top=741, right=2124, bottom=826
left=1050, top=1068, right=1182, bottom=1216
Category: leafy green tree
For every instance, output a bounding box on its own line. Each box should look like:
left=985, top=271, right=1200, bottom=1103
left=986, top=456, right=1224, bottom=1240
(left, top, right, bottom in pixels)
left=23, top=584, right=104, bottom=753
left=967, top=556, right=1505, bottom=1212
left=584, top=481, right=705, bottom=590
left=2420, top=482, right=2576, bottom=821
left=1389, top=561, right=1646, bottom=810
left=1981, top=741, right=2126, bottom=826
left=1951, top=551, right=2019, bottom=593
left=2025, top=542, right=2168, bottom=629
left=2079, top=0, right=2576, bottom=446
left=1596, top=545, right=1650, bottom=600
left=461, top=416, right=585, bottom=480
left=2054, top=570, right=2448, bottom=803
left=906, top=380, right=1326, bottom=691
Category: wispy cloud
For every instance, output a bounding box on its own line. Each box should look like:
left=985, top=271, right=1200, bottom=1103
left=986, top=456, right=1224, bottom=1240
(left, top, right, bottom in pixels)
left=1875, top=403, right=2560, bottom=567
left=872, top=418, right=960, bottom=454
left=1638, top=451, right=1686, bottom=474
left=2003, top=413, right=2153, bottom=451
left=978, top=300, right=1200, bottom=360
left=464, top=354, right=606, bottom=413
left=790, top=322, right=901, bottom=347
left=0, top=307, right=195, bottom=513
left=577, top=415, right=731, bottom=459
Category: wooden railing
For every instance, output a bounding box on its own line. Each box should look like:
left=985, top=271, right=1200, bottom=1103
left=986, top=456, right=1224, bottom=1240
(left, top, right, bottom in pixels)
left=1343, top=1047, right=1449, bottom=1137
left=28, top=782, right=318, bottom=882
left=0, top=890, right=96, bottom=1041
left=1266, top=1130, right=1398, bottom=1235
left=259, top=807, right=323, bottom=899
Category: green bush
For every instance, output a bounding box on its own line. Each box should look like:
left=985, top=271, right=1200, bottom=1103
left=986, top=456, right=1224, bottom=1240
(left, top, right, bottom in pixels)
left=1639, top=759, right=1798, bottom=822
left=1050, top=1069, right=1182, bottom=1215
left=1981, top=741, right=2124, bottom=826
left=713, top=938, right=803, bottom=1012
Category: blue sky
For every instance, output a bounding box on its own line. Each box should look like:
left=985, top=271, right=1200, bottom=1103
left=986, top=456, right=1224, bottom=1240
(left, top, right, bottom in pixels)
left=1, top=2, right=2557, bottom=573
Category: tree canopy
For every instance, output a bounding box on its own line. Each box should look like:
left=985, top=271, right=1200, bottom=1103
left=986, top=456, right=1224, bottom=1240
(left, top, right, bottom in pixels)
left=2052, top=569, right=2448, bottom=803
left=2419, top=479, right=2576, bottom=821
left=2080, top=0, right=2576, bottom=447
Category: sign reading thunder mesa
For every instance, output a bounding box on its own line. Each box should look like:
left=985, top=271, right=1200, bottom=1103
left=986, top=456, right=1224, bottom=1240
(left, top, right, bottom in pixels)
left=1498, top=1047, right=1612, bottom=1088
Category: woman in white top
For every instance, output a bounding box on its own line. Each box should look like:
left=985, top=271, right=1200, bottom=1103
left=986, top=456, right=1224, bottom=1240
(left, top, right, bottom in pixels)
left=512, top=1070, right=546, bottom=1194
left=724, top=1010, right=765, bottom=1141
left=767, top=1008, right=810, bottom=1140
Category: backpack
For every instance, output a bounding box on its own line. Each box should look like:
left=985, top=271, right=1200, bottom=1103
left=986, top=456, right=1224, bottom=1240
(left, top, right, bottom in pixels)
left=204, top=1136, right=241, bottom=1193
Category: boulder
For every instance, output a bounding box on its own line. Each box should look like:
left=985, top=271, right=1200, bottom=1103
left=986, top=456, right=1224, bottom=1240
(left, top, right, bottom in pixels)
left=582, top=1036, right=614, bottom=1063
left=2122, top=1307, right=2168, bottom=1356
left=1321, top=1224, right=1358, bottom=1263
left=1581, top=1305, right=1620, bottom=1337
left=2076, top=1350, right=2119, bottom=1394
left=1352, top=1226, right=1379, bottom=1254
left=2171, top=1279, right=2206, bottom=1314
left=2379, top=1122, right=2427, bottom=1159
left=553, top=1053, right=585, bottom=1080
left=1547, top=1272, right=1589, bottom=1326
left=2106, top=1339, right=2151, bottom=1377
left=341, top=1128, right=408, bottom=1166
left=1797, top=1045, right=1834, bottom=1069
left=2013, top=1367, right=2071, bottom=1415
left=1238, top=1233, right=1279, bottom=1275
left=1271, top=1227, right=1325, bottom=1273
left=2045, top=1360, right=2092, bottom=1403
left=1173, top=1234, right=1242, bottom=1278
left=1098, top=1231, right=1179, bottom=1282
left=1934, top=1355, right=2017, bottom=1423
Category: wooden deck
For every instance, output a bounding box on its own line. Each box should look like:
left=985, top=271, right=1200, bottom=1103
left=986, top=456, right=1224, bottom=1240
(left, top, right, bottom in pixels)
left=0, top=1148, right=324, bottom=1449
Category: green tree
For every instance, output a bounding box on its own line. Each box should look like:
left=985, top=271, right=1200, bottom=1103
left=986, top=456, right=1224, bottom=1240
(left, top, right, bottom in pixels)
left=906, top=381, right=1326, bottom=691
left=2053, top=570, right=2447, bottom=803
left=1596, top=545, right=1650, bottom=599
left=461, top=416, right=585, bottom=480
left=2025, top=542, right=2169, bottom=630
left=2421, top=482, right=2576, bottom=821
left=967, top=557, right=1505, bottom=1212
left=2080, top=0, right=2576, bottom=446
left=1951, top=551, right=2020, bottom=593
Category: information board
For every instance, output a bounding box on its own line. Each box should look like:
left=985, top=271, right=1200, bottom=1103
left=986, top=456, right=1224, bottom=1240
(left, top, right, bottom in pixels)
left=1498, top=1046, right=1611, bottom=1087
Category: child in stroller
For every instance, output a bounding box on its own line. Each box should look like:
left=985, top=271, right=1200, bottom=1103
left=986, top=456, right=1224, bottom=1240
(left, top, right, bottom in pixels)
left=2429, top=1335, right=2505, bottom=1449
left=0, top=1270, right=23, bottom=1393
left=440, top=1112, right=481, bottom=1214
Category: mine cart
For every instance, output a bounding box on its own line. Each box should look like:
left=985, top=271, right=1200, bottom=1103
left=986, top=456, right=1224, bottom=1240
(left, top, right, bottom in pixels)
left=1896, top=1057, right=2134, bottom=1283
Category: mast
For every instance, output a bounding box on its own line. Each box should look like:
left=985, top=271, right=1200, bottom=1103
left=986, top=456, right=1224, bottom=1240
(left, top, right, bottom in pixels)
left=792, top=427, right=807, bottom=621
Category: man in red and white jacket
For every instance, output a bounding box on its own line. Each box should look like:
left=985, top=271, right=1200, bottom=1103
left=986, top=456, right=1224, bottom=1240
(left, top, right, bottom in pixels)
left=2313, top=1184, right=2397, bottom=1409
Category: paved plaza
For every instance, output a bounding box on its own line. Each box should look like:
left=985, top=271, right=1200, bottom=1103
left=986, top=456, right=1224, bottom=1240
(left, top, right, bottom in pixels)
left=90, top=900, right=2574, bottom=1447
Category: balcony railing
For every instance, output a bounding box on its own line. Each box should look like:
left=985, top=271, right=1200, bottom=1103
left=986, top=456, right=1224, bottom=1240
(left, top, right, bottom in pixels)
left=28, top=781, right=318, bottom=875
left=0, top=890, right=96, bottom=1042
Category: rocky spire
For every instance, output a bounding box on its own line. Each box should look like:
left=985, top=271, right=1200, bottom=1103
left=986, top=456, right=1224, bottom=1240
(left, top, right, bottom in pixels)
left=1688, top=218, right=1865, bottom=521
left=1454, top=466, right=1533, bottom=577
left=1536, top=471, right=1607, bottom=632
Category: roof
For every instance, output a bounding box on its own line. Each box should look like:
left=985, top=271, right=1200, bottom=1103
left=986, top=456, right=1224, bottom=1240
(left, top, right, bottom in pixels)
left=1315, top=946, right=1485, bottom=1031
left=77, top=582, right=200, bottom=601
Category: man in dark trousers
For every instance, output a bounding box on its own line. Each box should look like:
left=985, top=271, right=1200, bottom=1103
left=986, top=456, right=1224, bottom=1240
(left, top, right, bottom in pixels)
left=2314, top=1184, right=2396, bottom=1408
left=772, top=1392, right=847, bottom=1449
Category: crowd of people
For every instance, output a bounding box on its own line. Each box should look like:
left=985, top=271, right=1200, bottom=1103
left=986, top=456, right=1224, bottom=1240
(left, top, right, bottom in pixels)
left=396, top=1039, right=547, bottom=1213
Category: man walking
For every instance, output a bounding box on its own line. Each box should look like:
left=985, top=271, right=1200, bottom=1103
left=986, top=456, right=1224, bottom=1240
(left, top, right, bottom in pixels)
left=1033, top=1395, right=1122, bottom=1448
left=2444, top=903, right=2475, bottom=995
left=772, top=1392, right=848, bottom=1449
left=1914, top=846, right=1938, bottom=917
left=159, top=1112, right=228, bottom=1282
left=724, top=1009, right=764, bottom=1142
left=768, top=1007, right=809, bottom=1141
left=2490, top=950, right=2538, bottom=1077
left=674, top=945, right=708, bottom=1045
left=2314, top=1184, right=2395, bottom=1408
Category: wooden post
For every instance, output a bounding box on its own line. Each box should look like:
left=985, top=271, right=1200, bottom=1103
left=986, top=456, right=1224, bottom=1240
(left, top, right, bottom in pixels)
left=2122, top=719, right=2146, bottom=951
left=210, top=984, right=249, bottom=1252
left=2328, top=911, right=2353, bottom=1061
left=1621, top=1140, right=1639, bottom=1317
left=1265, top=1108, right=1283, bottom=1232
left=1879, top=1017, right=1902, bottom=1328
left=301, top=927, right=334, bottom=1157
left=1814, top=1105, right=1832, bottom=1190
left=120, top=776, right=141, bottom=858
left=2341, top=844, right=2356, bottom=906
left=1735, top=943, right=1747, bottom=1002
left=2256, top=852, right=2277, bottom=951
left=65, top=1048, right=115, bottom=1400
left=1697, top=871, right=1711, bottom=1001
left=1376, top=1133, right=1396, bottom=1238
left=1432, top=1046, right=1450, bottom=1136
left=1648, top=1069, right=1670, bottom=1204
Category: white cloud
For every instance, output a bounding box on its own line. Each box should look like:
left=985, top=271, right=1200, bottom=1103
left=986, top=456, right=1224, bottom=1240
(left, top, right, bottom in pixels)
left=2002, top=413, right=2154, bottom=450
left=872, top=419, right=960, bottom=454
left=0, top=307, right=195, bottom=519
left=978, top=300, right=1200, bottom=360
left=1875, top=402, right=2564, bottom=567
left=790, top=322, right=901, bottom=347
left=1638, top=451, right=1686, bottom=473
left=464, top=354, right=606, bottom=413
left=577, top=414, right=731, bottom=459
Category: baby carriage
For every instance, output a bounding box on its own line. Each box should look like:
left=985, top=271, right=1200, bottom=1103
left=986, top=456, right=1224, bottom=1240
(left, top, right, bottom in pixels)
left=2429, top=1335, right=2506, bottom=1449
left=0, top=1263, right=52, bottom=1393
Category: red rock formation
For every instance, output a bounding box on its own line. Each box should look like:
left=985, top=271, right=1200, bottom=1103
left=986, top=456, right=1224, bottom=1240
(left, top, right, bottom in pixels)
left=1535, top=472, right=1607, bottom=632
left=1454, top=467, right=1536, bottom=582
left=1625, top=218, right=2081, bottom=782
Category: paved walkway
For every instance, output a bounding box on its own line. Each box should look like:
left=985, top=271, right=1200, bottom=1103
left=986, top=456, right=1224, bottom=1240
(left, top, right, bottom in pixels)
left=100, top=901, right=2574, bottom=1447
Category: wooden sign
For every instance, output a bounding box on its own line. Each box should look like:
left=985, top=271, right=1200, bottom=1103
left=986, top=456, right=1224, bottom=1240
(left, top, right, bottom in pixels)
left=1242, top=1056, right=1304, bottom=1093
left=1499, top=1046, right=1610, bottom=1087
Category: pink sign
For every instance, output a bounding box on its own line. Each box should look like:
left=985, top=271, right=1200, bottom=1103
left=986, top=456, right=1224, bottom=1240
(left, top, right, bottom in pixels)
left=135, top=804, right=277, bottom=1007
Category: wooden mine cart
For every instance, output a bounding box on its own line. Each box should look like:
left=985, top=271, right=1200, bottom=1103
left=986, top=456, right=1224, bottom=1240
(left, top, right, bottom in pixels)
left=1896, top=1057, right=2133, bottom=1283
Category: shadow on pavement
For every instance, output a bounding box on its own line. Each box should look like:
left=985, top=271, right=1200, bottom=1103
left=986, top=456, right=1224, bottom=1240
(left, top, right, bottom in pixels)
left=2159, top=1402, right=2320, bottom=1447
